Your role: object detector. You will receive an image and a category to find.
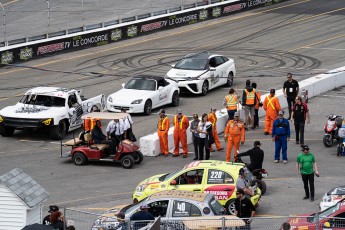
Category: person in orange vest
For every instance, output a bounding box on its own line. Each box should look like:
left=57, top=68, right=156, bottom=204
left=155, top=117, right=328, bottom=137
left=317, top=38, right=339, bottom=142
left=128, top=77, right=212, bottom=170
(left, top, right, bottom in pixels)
left=173, top=109, right=190, bottom=158
left=223, top=88, right=238, bottom=120
left=208, top=108, right=224, bottom=152
left=252, top=82, right=262, bottom=128
left=242, top=80, right=256, bottom=130
left=224, top=112, right=245, bottom=162
left=83, top=105, right=101, bottom=132
left=157, top=109, right=170, bottom=157
left=263, top=89, right=281, bottom=135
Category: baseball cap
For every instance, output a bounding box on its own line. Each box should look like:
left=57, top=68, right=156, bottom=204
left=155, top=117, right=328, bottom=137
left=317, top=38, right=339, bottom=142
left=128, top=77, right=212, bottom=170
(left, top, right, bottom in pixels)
left=254, top=141, right=261, bottom=146
left=270, top=89, right=275, bottom=93
left=140, top=204, right=150, bottom=209
left=177, top=109, right=182, bottom=114
left=234, top=112, right=239, bottom=117
left=159, top=109, right=165, bottom=114
left=301, top=145, right=310, bottom=151
left=236, top=188, right=245, bottom=195
left=278, top=110, right=284, bottom=115
left=48, top=205, right=59, bottom=213
left=239, top=168, right=245, bottom=175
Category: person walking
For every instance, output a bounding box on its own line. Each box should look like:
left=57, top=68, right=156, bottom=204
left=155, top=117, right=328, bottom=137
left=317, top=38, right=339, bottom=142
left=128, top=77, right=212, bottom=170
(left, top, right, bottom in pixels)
left=272, top=111, right=290, bottom=163
left=237, top=141, right=264, bottom=172
left=208, top=108, right=224, bottom=152
left=224, top=112, right=245, bottom=162
left=130, top=204, right=155, bottom=229
left=223, top=88, right=238, bottom=120
left=251, top=82, right=261, bottom=128
left=242, top=80, right=256, bottom=130
left=157, top=109, right=170, bottom=157
left=263, top=89, right=281, bottom=135
left=234, top=188, right=256, bottom=229
left=291, top=96, right=310, bottom=146
left=197, top=113, right=212, bottom=160
left=190, top=114, right=200, bottom=160
left=296, top=145, right=319, bottom=202
left=283, top=73, right=299, bottom=119
left=173, top=109, right=189, bottom=158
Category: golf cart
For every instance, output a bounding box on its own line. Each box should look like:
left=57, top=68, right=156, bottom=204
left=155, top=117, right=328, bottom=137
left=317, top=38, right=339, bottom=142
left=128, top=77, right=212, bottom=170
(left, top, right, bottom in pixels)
left=60, top=112, right=143, bottom=169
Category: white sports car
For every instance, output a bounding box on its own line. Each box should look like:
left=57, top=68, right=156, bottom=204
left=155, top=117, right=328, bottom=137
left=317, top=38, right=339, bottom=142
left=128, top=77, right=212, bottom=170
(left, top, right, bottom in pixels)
left=320, top=185, right=345, bottom=211
left=166, top=53, right=236, bottom=95
left=107, top=76, right=179, bottom=115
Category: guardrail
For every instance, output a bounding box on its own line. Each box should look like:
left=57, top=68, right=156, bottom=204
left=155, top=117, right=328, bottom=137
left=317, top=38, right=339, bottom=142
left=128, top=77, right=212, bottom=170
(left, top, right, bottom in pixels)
left=0, top=0, right=289, bottom=66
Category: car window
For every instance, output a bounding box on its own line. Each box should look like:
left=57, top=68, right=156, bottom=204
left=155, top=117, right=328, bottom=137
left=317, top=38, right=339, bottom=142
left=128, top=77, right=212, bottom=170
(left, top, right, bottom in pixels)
left=172, top=200, right=202, bottom=217
left=147, top=200, right=169, bottom=217
left=174, top=169, right=204, bottom=185
left=214, top=56, right=225, bottom=66
left=175, top=58, right=208, bottom=70
left=209, top=58, right=217, bottom=68
left=125, top=79, right=156, bottom=91
left=222, top=56, right=229, bottom=62
left=207, top=170, right=234, bottom=184
left=209, top=197, right=225, bottom=215
left=19, top=94, right=65, bottom=107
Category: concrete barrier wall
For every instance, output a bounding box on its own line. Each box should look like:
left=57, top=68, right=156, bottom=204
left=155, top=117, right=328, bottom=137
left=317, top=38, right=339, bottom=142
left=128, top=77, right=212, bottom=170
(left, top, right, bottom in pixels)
left=140, top=67, right=345, bottom=156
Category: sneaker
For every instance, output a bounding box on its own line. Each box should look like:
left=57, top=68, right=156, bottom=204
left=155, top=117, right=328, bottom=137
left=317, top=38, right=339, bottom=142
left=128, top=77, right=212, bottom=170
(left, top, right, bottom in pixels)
left=183, top=155, right=187, bottom=158
left=310, top=198, right=315, bottom=202
left=193, top=157, right=198, bottom=160
left=303, top=196, right=309, bottom=200
left=172, top=154, right=179, bottom=157
left=164, top=154, right=169, bottom=157
left=264, top=132, right=269, bottom=135
left=283, top=160, right=288, bottom=164
left=274, top=160, right=279, bottom=163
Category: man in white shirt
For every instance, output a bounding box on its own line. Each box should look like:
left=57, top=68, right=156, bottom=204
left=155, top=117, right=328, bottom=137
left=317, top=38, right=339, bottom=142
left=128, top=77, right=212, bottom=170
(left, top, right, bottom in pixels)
left=122, top=108, right=134, bottom=140
left=106, top=119, right=124, bottom=146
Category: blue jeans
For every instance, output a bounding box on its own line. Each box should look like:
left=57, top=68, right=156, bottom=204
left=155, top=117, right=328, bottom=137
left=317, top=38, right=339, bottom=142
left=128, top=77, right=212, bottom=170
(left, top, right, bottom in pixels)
left=274, top=135, right=288, bottom=161
left=227, top=109, right=237, bottom=120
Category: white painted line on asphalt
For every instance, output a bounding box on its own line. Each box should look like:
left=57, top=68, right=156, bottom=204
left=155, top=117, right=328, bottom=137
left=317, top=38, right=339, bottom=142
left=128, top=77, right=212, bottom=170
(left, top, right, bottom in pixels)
left=302, top=47, right=345, bottom=51
left=50, top=142, right=62, bottom=144
left=322, top=95, right=345, bottom=98
left=19, top=140, right=44, bottom=143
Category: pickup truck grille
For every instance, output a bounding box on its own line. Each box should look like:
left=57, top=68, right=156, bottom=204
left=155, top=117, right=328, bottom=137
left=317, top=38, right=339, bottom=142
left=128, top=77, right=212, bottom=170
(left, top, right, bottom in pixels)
left=3, top=117, right=42, bottom=128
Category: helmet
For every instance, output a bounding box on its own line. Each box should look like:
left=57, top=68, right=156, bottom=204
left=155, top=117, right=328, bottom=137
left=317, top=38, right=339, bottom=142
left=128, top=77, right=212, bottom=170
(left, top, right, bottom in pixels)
left=48, top=205, right=59, bottom=213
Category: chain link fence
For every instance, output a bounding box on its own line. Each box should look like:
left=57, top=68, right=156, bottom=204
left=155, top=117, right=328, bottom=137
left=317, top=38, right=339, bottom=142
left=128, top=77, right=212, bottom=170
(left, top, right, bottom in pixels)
left=63, top=207, right=345, bottom=230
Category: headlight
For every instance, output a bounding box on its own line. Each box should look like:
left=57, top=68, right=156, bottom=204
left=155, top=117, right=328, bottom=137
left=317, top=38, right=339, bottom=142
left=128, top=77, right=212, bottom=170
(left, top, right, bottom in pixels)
left=42, top=118, right=53, bottom=126
left=188, top=77, right=199, bottom=80
left=0, top=115, right=3, bottom=123
left=108, top=97, right=113, bottom=103
left=131, top=99, right=143, bottom=104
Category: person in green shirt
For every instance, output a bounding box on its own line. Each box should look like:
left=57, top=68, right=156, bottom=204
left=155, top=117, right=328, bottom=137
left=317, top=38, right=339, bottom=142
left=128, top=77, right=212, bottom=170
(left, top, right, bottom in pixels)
left=296, top=145, right=319, bottom=202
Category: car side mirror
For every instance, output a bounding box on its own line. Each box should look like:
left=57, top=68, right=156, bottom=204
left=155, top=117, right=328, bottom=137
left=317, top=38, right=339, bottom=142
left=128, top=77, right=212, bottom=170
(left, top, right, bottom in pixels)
left=171, top=64, right=176, bottom=68
left=158, top=86, right=163, bottom=91
left=170, top=180, right=177, bottom=185
left=121, top=83, right=125, bottom=88
left=210, top=67, right=216, bottom=71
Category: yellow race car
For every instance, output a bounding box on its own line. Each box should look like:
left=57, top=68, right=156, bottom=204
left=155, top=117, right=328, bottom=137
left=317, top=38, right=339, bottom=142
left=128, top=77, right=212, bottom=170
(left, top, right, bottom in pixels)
left=132, top=160, right=261, bottom=214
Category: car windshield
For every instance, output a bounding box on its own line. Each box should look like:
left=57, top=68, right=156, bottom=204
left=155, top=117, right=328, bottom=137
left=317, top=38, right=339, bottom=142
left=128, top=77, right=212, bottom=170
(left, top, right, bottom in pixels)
left=125, top=79, right=156, bottom=91
left=19, top=94, right=65, bottom=107
left=308, top=202, right=341, bottom=223
left=174, top=58, right=208, bottom=70
left=121, top=197, right=149, bottom=215
left=331, top=187, right=345, bottom=195
left=209, top=197, right=225, bottom=215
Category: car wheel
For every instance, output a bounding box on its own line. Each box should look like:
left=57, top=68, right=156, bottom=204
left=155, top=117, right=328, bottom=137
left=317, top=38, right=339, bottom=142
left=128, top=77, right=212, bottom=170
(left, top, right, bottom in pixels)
left=171, top=91, right=179, bottom=107
left=131, top=151, right=144, bottom=164
left=121, top=155, right=134, bottom=169
left=143, top=100, right=152, bottom=115
left=323, top=135, right=333, bottom=147
left=226, top=72, right=234, bottom=87
left=49, top=120, right=67, bottom=140
left=225, top=199, right=236, bottom=215
left=257, top=180, right=267, bottom=195
left=0, top=126, right=15, bottom=137
left=201, top=80, right=209, bottom=96
left=73, top=152, right=88, bottom=166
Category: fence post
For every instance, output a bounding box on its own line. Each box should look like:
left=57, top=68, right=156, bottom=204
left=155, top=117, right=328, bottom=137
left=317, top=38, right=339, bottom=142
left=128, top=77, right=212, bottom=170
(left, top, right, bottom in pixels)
left=46, top=0, right=50, bottom=35
left=315, top=213, right=319, bottom=230
left=127, top=219, right=131, bottom=230
left=0, top=3, right=6, bottom=46
left=221, top=216, right=225, bottom=230
left=63, top=207, right=66, bottom=230
left=81, top=0, right=85, bottom=30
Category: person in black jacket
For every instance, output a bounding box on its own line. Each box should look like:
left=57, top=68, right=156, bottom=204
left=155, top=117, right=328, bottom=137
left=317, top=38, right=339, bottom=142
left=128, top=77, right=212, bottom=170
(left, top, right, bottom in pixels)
left=237, top=141, right=264, bottom=172
left=92, top=120, right=117, bottom=155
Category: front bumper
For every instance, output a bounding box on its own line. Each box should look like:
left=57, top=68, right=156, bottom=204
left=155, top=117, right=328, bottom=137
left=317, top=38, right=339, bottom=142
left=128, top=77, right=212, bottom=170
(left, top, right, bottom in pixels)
left=176, top=80, right=203, bottom=94
left=106, top=102, right=144, bottom=113
left=0, top=116, right=53, bottom=129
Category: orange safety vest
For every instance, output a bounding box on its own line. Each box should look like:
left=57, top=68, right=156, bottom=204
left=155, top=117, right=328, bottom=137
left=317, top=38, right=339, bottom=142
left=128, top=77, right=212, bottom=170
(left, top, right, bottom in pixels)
left=245, top=89, right=256, bottom=105
left=225, top=94, right=237, bottom=110
left=158, top=117, right=168, bottom=131
left=174, top=115, right=187, bottom=130
left=83, top=118, right=100, bottom=131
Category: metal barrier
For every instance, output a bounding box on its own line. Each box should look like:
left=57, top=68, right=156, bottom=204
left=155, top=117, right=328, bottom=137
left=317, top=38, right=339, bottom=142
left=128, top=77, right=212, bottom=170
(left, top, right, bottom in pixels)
left=63, top=207, right=345, bottom=230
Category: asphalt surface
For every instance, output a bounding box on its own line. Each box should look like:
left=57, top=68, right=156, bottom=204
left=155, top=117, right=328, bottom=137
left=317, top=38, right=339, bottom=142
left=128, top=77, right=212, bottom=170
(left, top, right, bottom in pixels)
left=1, top=0, right=345, bottom=222
left=0, top=0, right=201, bottom=42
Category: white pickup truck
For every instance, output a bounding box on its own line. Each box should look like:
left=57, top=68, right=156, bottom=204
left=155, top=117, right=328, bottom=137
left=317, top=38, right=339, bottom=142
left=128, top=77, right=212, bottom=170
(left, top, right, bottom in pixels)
left=0, top=87, right=106, bottom=140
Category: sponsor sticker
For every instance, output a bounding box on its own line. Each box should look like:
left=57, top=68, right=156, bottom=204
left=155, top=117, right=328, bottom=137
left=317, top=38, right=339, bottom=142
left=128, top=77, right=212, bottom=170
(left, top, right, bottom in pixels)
left=111, top=29, right=122, bottom=41
left=127, top=25, right=138, bottom=37
left=1, top=51, right=13, bottom=64
left=212, top=7, right=221, bottom=17
left=199, top=10, right=208, bottom=20
left=20, top=47, right=33, bottom=60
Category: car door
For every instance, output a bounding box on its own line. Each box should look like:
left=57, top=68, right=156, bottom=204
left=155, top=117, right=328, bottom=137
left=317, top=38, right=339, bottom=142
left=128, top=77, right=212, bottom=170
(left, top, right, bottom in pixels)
left=156, top=79, right=169, bottom=107
left=67, top=93, right=83, bottom=129
left=214, top=56, right=227, bottom=86
left=167, top=169, right=205, bottom=193
left=203, top=169, right=236, bottom=204
left=208, top=57, right=222, bottom=89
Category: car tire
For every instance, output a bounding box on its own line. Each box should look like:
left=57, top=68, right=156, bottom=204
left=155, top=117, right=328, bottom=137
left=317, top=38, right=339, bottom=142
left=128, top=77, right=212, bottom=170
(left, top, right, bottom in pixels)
left=226, top=72, right=234, bottom=87
left=72, top=152, right=88, bottom=166
left=143, top=100, right=152, bottom=115
left=201, top=80, right=209, bottom=96
left=121, top=155, right=134, bottom=169
left=132, top=151, right=144, bottom=164
left=257, top=180, right=267, bottom=195
left=225, top=199, right=236, bottom=215
left=0, top=126, right=15, bottom=137
left=171, top=91, right=179, bottom=107
left=49, top=120, right=67, bottom=140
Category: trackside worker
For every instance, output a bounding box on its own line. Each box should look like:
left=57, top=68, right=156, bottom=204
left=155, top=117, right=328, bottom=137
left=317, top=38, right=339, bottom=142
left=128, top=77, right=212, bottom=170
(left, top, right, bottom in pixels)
left=224, top=112, right=245, bottom=162
left=263, top=89, right=281, bottom=135
left=157, top=109, right=170, bottom=157
left=83, top=105, right=100, bottom=131
left=173, top=109, right=189, bottom=158
left=242, top=79, right=256, bottom=130
left=272, top=111, right=290, bottom=163
left=223, top=88, right=238, bottom=120
left=283, top=73, right=299, bottom=120
left=208, top=108, right=224, bottom=152
left=252, top=82, right=261, bottom=128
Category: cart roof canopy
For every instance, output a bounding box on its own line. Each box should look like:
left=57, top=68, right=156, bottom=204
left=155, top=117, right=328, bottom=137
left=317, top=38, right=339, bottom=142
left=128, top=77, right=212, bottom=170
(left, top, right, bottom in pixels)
left=81, top=112, right=129, bottom=120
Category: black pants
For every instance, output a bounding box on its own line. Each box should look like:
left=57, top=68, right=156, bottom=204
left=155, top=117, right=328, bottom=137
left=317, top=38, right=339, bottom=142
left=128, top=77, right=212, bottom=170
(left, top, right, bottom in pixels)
left=302, top=173, right=315, bottom=198
left=294, top=121, right=305, bottom=144
left=227, top=109, right=237, bottom=120
left=199, top=138, right=210, bottom=160
left=286, top=96, right=295, bottom=119
left=193, top=136, right=199, bottom=159
left=254, top=109, right=259, bottom=127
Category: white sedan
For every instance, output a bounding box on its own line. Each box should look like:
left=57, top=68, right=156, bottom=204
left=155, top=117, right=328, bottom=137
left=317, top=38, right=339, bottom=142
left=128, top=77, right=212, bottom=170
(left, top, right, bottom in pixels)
left=166, top=53, right=236, bottom=95
left=320, top=185, right=345, bottom=211
left=107, top=76, right=179, bottom=115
